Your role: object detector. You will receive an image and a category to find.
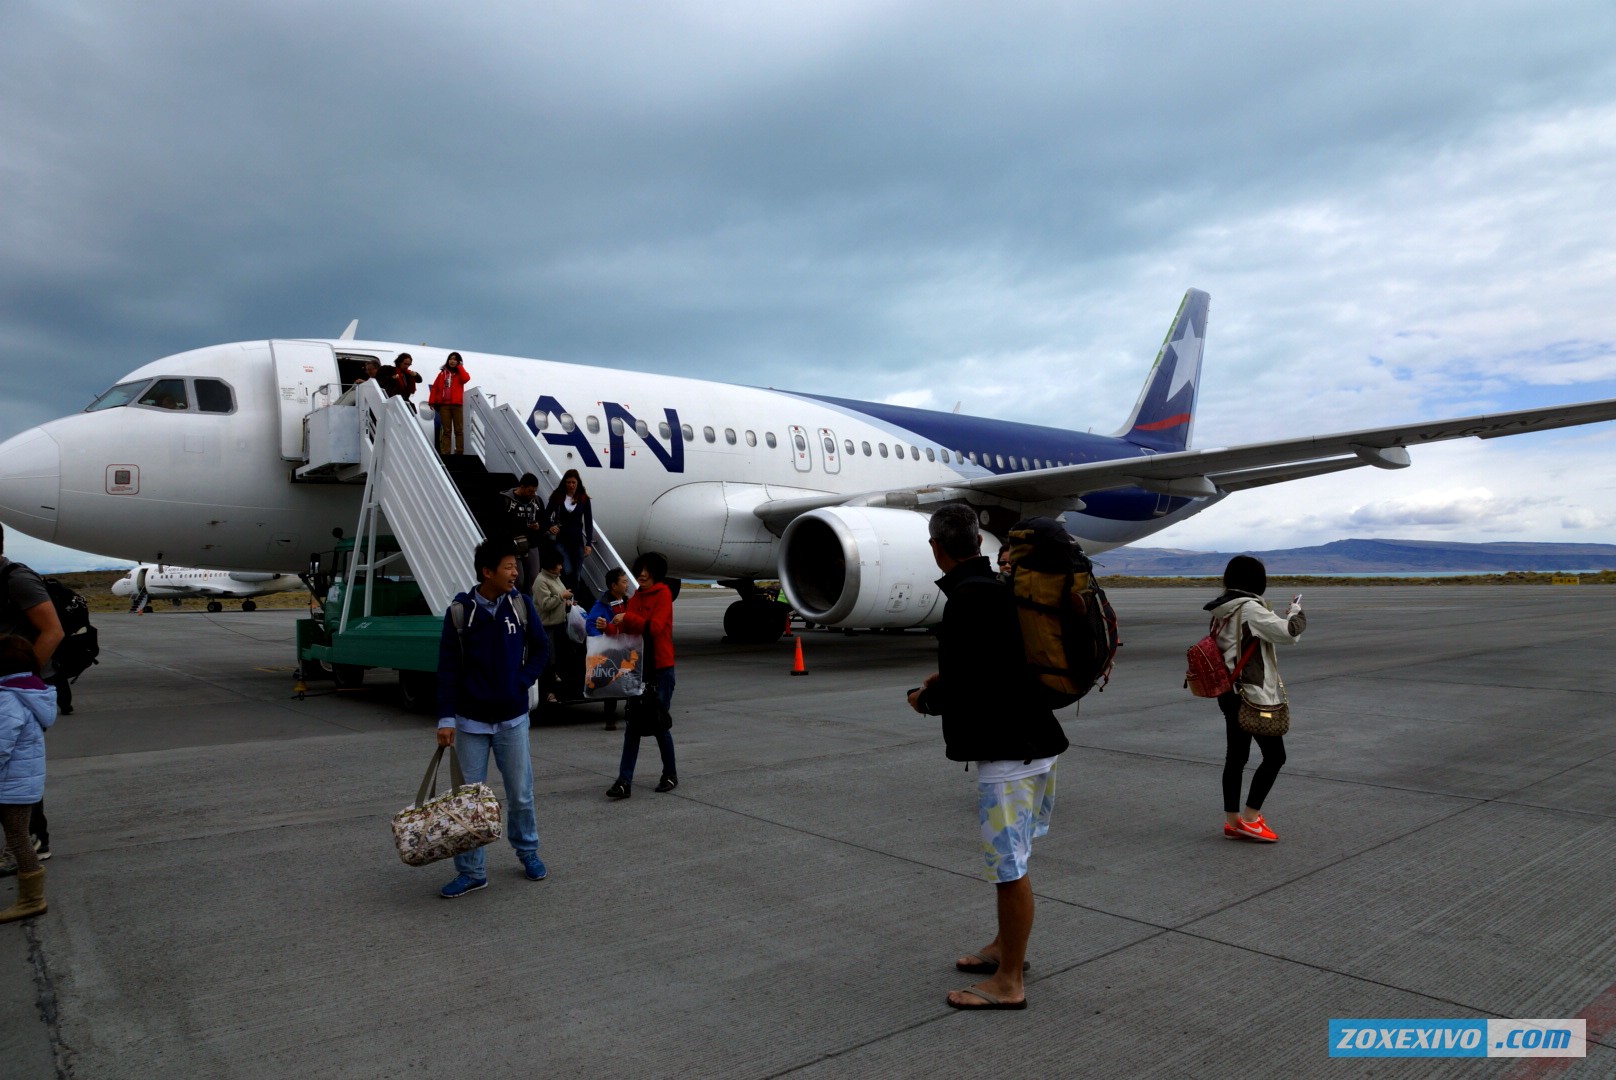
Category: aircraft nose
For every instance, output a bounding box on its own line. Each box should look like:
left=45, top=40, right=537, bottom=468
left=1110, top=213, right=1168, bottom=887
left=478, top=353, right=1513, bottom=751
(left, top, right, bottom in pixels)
left=0, top=428, right=62, bottom=542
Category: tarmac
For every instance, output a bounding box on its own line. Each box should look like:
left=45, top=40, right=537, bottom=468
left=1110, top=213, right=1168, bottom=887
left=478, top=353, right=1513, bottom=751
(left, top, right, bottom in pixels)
left=2, top=585, right=1613, bottom=1079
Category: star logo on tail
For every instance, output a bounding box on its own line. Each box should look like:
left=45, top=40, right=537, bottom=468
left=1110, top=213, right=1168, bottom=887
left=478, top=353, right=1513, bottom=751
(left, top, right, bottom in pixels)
left=1165, top=321, right=1202, bottom=400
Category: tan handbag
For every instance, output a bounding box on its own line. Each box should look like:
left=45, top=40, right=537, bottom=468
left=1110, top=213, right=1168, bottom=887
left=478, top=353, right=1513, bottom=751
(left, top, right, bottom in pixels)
left=391, top=745, right=503, bottom=866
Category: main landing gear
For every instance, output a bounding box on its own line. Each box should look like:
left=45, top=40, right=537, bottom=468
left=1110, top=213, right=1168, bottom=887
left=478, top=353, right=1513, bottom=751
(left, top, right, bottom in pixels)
left=720, top=579, right=790, bottom=644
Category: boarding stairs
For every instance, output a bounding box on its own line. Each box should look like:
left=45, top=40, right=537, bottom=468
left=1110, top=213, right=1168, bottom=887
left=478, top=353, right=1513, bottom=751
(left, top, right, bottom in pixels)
left=296, top=378, right=630, bottom=634
left=464, top=387, right=630, bottom=606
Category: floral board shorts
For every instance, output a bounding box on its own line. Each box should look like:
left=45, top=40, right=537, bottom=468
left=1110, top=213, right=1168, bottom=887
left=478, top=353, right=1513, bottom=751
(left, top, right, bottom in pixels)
left=978, top=765, right=1057, bottom=883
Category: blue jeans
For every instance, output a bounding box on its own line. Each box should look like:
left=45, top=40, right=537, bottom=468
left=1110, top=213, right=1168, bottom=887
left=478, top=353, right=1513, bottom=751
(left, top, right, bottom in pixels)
left=452, top=717, right=539, bottom=879
left=617, top=667, right=676, bottom=783
left=557, top=539, right=585, bottom=591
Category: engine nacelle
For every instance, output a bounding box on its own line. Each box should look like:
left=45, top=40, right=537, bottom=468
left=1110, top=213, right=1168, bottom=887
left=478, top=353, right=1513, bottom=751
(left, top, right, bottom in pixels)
left=779, top=507, right=950, bottom=628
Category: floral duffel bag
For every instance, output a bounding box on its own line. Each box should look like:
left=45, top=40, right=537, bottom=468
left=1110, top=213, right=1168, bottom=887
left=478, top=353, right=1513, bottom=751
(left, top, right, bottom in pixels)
left=391, top=745, right=503, bottom=867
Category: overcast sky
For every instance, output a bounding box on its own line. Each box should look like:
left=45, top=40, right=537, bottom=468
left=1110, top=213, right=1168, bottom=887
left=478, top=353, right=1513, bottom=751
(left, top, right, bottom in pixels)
left=4, top=1, right=1616, bottom=571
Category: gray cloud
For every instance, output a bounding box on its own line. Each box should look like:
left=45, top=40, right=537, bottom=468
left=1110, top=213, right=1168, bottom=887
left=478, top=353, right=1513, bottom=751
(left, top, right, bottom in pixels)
left=4, top=0, right=1616, bottom=567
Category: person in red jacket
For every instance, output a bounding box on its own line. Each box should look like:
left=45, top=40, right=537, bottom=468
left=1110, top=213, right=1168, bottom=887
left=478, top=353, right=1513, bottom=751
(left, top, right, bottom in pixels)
left=602, top=552, right=677, bottom=798
left=429, top=352, right=471, bottom=455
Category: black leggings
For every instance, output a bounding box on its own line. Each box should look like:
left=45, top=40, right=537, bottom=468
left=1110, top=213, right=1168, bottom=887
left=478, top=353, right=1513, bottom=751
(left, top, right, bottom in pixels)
left=1219, top=692, right=1286, bottom=813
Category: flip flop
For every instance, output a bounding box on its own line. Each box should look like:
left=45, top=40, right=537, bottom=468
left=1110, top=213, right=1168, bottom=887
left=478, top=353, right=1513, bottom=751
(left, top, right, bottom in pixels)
left=955, top=954, right=1031, bottom=975
left=947, top=986, right=1028, bottom=1011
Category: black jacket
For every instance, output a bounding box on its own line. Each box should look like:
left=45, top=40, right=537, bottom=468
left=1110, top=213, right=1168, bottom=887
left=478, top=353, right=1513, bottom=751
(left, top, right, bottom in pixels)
left=916, top=556, right=1069, bottom=763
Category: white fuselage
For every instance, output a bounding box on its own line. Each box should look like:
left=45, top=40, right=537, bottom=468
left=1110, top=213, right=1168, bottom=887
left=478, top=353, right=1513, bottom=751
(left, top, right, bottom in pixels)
left=0, top=338, right=1207, bottom=576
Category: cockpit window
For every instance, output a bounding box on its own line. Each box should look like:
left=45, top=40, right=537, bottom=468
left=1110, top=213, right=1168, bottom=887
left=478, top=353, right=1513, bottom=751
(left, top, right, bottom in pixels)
left=86, top=380, right=152, bottom=412
left=194, top=379, right=235, bottom=413
left=138, top=378, right=189, bottom=410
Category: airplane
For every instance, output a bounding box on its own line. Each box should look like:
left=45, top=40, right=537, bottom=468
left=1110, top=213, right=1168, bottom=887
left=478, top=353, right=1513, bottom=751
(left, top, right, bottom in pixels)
left=110, top=564, right=307, bottom=613
left=3, top=288, right=1615, bottom=644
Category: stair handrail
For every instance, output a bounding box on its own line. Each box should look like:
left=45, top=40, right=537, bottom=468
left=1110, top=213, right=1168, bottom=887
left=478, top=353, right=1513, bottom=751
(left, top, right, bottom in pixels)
left=464, top=388, right=631, bottom=601
left=345, top=381, right=481, bottom=626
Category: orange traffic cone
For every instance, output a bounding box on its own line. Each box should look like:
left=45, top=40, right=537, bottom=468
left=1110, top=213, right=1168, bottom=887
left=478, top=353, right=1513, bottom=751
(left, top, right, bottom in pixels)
left=789, top=636, right=809, bottom=676
left=783, top=612, right=794, bottom=637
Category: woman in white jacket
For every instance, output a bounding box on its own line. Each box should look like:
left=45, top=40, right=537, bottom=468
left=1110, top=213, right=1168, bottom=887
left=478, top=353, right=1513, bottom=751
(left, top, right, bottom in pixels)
left=1204, top=556, right=1306, bottom=842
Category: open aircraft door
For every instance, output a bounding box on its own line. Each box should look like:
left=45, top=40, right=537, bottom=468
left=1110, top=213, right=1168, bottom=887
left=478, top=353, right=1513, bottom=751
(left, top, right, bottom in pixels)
left=270, top=340, right=341, bottom=460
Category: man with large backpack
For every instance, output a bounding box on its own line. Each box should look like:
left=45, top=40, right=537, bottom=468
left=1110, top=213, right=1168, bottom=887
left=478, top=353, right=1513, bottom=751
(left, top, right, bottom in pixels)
left=907, top=504, right=1069, bottom=1011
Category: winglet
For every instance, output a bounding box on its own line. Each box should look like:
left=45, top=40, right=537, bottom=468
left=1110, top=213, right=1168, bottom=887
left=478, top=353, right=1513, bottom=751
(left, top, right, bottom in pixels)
left=338, top=319, right=359, bottom=342
left=1114, top=289, right=1209, bottom=453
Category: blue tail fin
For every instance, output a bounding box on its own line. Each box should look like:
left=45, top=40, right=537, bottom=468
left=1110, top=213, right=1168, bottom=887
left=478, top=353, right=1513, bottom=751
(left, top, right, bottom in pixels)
left=1114, top=289, right=1209, bottom=453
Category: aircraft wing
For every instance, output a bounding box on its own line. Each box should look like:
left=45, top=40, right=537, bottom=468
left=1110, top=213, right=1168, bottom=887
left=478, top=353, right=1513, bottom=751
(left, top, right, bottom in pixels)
left=753, top=396, right=1616, bottom=528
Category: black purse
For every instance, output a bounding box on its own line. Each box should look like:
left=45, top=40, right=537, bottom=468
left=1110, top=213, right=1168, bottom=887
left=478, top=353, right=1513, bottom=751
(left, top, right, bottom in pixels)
left=626, top=683, right=672, bottom=736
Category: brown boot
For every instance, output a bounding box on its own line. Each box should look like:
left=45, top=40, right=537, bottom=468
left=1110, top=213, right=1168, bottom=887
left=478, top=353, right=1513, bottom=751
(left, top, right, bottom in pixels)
left=0, top=869, right=45, bottom=923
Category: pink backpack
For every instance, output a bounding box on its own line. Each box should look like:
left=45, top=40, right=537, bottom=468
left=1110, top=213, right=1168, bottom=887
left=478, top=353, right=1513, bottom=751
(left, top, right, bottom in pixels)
left=1184, top=609, right=1257, bottom=698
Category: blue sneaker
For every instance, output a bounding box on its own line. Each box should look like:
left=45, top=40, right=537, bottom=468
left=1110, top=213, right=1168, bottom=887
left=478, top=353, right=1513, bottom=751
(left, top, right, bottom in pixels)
left=439, top=873, right=488, bottom=899
left=520, top=853, right=548, bottom=881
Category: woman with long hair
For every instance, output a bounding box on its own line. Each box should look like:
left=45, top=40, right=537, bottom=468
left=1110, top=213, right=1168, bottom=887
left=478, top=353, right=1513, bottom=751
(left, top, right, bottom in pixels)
left=1205, top=555, right=1305, bottom=842
left=545, top=469, right=595, bottom=591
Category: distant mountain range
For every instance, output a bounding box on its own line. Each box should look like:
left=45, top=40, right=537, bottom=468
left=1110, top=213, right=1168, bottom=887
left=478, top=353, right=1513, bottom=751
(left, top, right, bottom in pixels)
left=1090, top=538, right=1616, bottom=576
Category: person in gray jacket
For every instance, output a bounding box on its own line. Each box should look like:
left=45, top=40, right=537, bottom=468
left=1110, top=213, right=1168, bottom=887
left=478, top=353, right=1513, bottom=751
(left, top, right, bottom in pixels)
left=1205, top=555, right=1305, bottom=843
left=530, top=548, right=572, bottom=703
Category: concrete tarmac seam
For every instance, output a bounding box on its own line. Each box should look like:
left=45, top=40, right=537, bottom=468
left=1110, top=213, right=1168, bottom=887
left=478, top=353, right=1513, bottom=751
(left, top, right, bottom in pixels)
left=24, top=921, right=76, bottom=1079
left=755, top=787, right=1614, bottom=1075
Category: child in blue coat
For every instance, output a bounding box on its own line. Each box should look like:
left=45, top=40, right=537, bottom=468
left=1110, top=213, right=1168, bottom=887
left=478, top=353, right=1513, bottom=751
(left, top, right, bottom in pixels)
left=585, top=569, right=632, bottom=730
left=0, top=634, right=55, bottom=922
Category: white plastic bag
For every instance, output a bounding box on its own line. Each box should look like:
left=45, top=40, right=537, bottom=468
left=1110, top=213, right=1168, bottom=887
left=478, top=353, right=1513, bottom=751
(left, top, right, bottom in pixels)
left=584, top=632, right=644, bottom=699
left=566, top=607, right=587, bottom=644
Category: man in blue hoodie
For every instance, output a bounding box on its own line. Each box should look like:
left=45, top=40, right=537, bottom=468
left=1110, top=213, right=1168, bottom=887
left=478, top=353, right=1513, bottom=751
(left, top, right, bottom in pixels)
left=435, top=539, right=551, bottom=898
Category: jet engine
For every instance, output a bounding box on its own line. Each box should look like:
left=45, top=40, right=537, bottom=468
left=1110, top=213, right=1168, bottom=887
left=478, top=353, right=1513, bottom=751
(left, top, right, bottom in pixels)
left=778, top=507, right=950, bottom=628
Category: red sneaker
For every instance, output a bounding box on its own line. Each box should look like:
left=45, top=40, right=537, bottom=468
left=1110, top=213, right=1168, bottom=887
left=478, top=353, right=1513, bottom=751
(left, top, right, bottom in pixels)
left=1233, top=816, right=1278, bottom=842
left=1223, top=822, right=1242, bottom=839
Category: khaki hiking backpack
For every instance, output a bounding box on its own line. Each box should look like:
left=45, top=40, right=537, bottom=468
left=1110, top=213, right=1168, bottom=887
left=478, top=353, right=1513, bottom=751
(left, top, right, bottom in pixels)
left=1004, top=517, right=1120, bottom=708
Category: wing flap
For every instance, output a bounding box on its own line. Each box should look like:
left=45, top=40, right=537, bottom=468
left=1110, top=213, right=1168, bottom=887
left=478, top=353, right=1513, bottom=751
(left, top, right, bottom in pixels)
left=749, top=396, right=1616, bottom=529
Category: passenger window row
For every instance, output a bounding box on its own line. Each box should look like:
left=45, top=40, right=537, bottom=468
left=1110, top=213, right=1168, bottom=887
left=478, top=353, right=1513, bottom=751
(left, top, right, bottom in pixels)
left=533, top=409, right=780, bottom=451
left=528, top=408, right=1069, bottom=471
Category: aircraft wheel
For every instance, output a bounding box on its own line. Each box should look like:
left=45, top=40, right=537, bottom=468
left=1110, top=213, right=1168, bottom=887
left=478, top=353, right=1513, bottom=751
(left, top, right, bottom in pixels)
left=206, top=600, right=223, bottom=613
left=142, top=605, right=155, bottom=614
left=398, top=670, right=437, bottom=713
left=242, top=600, right=257, bottom=612
left=332, top=664, right=365, bottom=690
left=723, top=597, right=786, bottom=644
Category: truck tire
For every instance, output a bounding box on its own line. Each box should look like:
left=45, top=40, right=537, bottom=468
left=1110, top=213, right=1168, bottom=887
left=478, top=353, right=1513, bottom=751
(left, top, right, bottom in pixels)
left=399, top=670, right=437, bottom=713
